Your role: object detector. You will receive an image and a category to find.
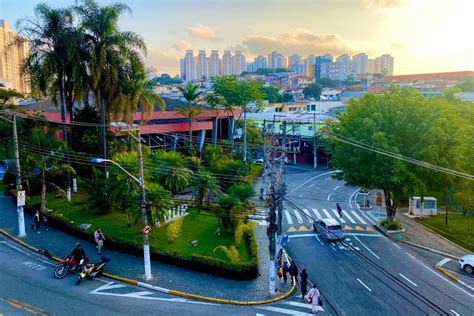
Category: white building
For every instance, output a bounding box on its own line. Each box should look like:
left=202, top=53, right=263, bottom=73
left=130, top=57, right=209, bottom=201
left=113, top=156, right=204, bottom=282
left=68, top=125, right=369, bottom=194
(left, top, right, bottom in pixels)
left=222, top=50, right=233, bottom=75
left=352, top=53, right=368, bottom=75
left=288, top=53, right=302, bottom=67
left=375, top=54, right=394, bottom=76
left=196, top=50, right=208, bottom=80
left=320, top=54, right=355, bottom=81
left=208, top=50, right=220, bottom=77
left=247, top=55, right=267, bottom=72
left=182, top=50, right=196, bottom=82
left=232, top=51, right=246, bottom=76
left=268, top=51, right=287, bottom=69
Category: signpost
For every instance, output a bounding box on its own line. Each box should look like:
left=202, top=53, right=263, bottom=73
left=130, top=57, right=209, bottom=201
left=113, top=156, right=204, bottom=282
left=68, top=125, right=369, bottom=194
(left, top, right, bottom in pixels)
left=17, top=190, right=26, bottom=207
left=143, top=224, right=151, bottom=235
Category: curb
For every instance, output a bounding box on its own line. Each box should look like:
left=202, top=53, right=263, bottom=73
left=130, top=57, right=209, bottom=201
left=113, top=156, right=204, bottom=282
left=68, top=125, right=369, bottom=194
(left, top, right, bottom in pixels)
left=374, top=225, right=460, bottom=260
left=433, top=264, right=474, bottom=293
left=0, top=228, right=295, bottom=305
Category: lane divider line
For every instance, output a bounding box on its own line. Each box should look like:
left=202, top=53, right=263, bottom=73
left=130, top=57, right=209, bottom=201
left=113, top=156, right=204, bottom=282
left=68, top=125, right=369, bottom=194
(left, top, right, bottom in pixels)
left=356, top=278, right=372, bottom=292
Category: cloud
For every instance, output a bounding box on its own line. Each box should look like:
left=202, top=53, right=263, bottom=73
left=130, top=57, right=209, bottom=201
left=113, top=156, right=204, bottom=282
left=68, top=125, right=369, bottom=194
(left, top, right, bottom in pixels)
left=364, top=0, right=406, bottom=8
left=241, top=28, right=357, bottom=57
left=390, top=43, right=404, bottom=51
left=145, top=47, right=180, bottom=75
left=172, top=40, right=192, bottom=53
left=186, top=24, right=222, bottom=42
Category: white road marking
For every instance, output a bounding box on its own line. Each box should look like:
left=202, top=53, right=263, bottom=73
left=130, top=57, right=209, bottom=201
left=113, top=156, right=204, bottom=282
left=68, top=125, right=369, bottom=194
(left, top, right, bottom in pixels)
left=22, top=261, right=46, bottom=271
left=360, top=212, right=376, bottom=225
left=258, top=306, right=316, bottom=315
left=367, top=212, right=380, bottom=223
left=333, top=185, right=341, bottom=191
left=303, top=209, right=313, bottom=222
left=327, top=194, right=331, bottom=201
left=347, top=233, right=381, bottom=237
left=354, top=247, right=360, bottom=251
left=351, top=211, right=367, bottom=225
left=405, top=252, right=417, bottom=260
left=313, top=235, right=324, bottom=245
left=90, top=282, right=128, bottom=293
left=293, top=209, right=304, bottom=223
left=436, top=258, right=451, bottom=267
left=283, top=301, right=314, bottom=309
left=286, top=170, right=338, bottom=196
left=399, top=274, right=418, bottom=287
left=342, top=210, right=356, bottom=224
left=450, top=309, right=460, bottom=316
left=348, top=188, right=360, bottom=209
left=356, top=278, right=372, bottom=292
left=322, top=209, right=332, bottom=219
left=353, top=236, right=380, bottom=259
left=122, top=291, right=154, bottom=298
left=284, top=210, right=294, bottom=225
left=331, top=209, right=345, bottom=223
left=288, top=234, right=317, bottom=239
left=0, top=240, right=54, bottom=266
left=298, top=194, right=303, bottom=198
left=419, top=263, right=474, bottom=297
left=392, top=242, right=402, bottom=249
left=312, top=209, right=322, bottom=219
left=309, top=183, right=315, bottom=188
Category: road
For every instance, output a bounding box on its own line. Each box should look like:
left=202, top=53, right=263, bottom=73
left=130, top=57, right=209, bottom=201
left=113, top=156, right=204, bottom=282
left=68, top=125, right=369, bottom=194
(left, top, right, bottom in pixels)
left=281, top=166, right=474, bottom=316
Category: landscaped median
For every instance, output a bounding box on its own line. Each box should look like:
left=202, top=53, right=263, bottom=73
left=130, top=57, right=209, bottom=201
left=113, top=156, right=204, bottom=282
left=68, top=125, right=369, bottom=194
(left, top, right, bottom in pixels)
left=25, top=192, right=259, bottom=280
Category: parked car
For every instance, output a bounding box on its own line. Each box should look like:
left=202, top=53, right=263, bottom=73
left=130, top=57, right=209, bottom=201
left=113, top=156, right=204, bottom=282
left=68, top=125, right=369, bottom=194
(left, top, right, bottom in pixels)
left=313, top=218, right=345, bottom=241
left=459, top=254, right=474, bottom=274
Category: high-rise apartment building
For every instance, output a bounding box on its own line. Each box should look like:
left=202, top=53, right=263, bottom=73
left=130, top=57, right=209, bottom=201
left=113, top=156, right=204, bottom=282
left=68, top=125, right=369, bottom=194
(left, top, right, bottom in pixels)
left=315, top=55, right=332, bottom=80
left=267, top=51, right=287, bottom=69
left=0, top=20, right=30, bottom=93
left=375, top=54, right=394, bottom=75
left=232, top=51, right=246, bottom=76
left=352, top=53, right=368, bottom=75
left=222, top=51, right=233, bottom=75
left=195, top=50, right=208, bottom=80
left=208, top=50, right=220, bottom=77
left=320, top=54, right=355, bottom=81
left=368, top=59, right=376, bottom=74
left=247, top=55, right=267, bottom=72
left=182, top=50, right=197, bottom=82
left=288, top=53, right=302, bottom=67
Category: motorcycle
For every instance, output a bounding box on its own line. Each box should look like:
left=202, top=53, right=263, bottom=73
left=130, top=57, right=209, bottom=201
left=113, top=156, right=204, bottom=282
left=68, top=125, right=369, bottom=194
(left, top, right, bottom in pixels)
left=53, top=256, right=79, bottom=279
left=76, top=256, right=110, bottom=285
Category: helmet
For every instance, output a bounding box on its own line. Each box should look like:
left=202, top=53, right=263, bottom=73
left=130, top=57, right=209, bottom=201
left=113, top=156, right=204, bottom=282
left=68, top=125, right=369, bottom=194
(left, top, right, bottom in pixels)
left=75, top=242, right=81, bottom=247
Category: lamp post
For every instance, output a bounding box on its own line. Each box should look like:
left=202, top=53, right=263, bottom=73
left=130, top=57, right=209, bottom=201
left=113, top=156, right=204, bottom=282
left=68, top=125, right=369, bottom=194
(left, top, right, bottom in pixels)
left=91, top=150, right=151, bottom=280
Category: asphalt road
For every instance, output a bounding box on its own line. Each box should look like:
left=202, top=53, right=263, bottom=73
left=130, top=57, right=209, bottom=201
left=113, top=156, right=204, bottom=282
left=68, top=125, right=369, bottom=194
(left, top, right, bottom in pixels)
left=282, top=166, right=474, bottom=316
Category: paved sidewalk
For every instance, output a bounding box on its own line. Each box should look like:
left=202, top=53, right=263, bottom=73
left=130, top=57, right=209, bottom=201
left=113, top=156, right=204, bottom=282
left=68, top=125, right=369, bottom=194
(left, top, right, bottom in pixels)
left=0, top=193, right=292, bottom=302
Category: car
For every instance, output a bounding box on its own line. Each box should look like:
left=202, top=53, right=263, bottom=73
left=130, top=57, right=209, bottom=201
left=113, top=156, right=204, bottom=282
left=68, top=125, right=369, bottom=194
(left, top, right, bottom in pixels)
left=459, top=254, right=474, bottom=274
left=252, top=158, right=264, bottom=164
left=313, top=218, right=345, bottom=241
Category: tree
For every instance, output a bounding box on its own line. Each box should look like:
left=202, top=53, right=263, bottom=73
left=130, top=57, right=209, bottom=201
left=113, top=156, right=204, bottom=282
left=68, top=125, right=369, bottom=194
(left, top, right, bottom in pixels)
left=303, top=83, right=322, bottom=100
left=211, top=76, right=264, bottom=162
left=317, top=78, right=338, bottom=87
left=204, top=93, right=226, bottom=145
left=329, top=87, right=446, bottom=223
left=282, top=92, right=294, bottom=102
left=260, top=86, right=282, bottom=103
left=0, top=88, right=23, bottom=109
left=151, top=150, right=192, bottom=196
left=176, top=83, right=203, bottom=149
left=191, top=169, right=220, bottom=211
left=455, top=80, right=474, bottom=92
left=138, top=182, right=173, bottom=226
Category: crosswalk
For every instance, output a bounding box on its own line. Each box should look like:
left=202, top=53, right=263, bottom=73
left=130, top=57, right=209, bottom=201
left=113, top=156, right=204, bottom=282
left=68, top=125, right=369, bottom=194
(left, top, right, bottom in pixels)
left=282, top=208, right=383, bottom=232
left=257, top=296, right=324, bottom=315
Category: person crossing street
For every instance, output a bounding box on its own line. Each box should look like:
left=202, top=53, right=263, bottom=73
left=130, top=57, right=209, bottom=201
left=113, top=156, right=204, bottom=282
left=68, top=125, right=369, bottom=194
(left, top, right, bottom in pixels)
left=336, top=203, right=343, bottom=218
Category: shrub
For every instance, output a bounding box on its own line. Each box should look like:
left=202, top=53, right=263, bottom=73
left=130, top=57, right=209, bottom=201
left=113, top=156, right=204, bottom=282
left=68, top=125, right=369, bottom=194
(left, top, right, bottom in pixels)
left=381, top=219, right=401, bottom=231
left=167, top=217, right=183, bottom=243
left=234, top=222, right=252, bottom=246
left=214, top=245, right=240, bottom=264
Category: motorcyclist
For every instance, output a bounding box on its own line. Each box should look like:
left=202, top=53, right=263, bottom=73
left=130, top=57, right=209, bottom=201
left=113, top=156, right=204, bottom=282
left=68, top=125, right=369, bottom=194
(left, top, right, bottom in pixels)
left=70, top=242, right=88, bottom=266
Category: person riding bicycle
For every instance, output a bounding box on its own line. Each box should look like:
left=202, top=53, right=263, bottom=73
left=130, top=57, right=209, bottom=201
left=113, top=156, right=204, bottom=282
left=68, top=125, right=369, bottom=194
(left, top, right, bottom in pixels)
left=70, top=242, right=88, bottom=265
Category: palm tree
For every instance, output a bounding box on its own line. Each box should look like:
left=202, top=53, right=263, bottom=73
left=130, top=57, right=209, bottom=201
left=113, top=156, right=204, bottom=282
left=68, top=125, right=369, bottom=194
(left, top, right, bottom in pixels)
left=176, top=83, right=203, bottom=149
left=140, top=182, right=173, bottom=226
left=75, top=0, right=147, bottom=162
left=151, top=150, right=192, bottom=196
left=192, top=169, right=220, bottom=212
left=204, top=93, right=226, bottom=146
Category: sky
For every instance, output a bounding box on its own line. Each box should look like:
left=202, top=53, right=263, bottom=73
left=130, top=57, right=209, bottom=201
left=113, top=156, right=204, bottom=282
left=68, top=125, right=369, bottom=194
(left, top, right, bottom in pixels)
left=1, top=0, right=474, bottom=76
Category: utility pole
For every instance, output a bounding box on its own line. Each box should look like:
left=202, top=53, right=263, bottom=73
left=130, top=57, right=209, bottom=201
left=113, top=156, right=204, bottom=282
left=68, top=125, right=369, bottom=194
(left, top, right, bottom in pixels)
left=260, top=119, right=267, bottom=200
left=136, top=129, right=152, bottom=280
left=277, top=121, right=287, bottom=236
left=243, top=107, right=248, bottom=163
left=12, top=114, right=26, bottom=237
left=267, top=117, right=278, bottom=295
left=313, top=112, right=317, bottom=169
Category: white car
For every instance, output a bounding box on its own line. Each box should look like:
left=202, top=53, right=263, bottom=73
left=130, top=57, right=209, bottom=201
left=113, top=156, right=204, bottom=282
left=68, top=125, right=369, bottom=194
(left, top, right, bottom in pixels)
left=459, top=254, right=474, bottom=274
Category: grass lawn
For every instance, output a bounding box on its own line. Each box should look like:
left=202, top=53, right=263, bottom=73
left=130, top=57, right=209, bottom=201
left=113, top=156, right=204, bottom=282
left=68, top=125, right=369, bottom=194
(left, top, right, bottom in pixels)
left=28, top=192, right=254, bottom=263
left=416, top=213, right=474, bottom=252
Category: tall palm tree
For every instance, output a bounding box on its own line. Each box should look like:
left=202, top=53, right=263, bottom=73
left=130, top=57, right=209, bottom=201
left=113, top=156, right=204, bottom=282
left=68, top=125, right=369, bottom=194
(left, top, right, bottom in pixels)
left=191, top=169, right=220, bottom=212
left=151, top=150, right=192, bottom=196
left=176, top=83, right=203, bottom=149
left=75, top=0, right=147, bottom=162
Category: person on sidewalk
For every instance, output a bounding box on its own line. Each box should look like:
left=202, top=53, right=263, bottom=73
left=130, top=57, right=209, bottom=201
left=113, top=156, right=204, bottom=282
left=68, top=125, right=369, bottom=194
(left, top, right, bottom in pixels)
left=282, top=261, right=289, bottom=284
left=336, top=203, right=343, bottom=218
left=305, top=284, right=321, bottom=315
left=33, top=210, right=41, bottom=233
left=300, top=268, right=308, bottom=299
left=42, top=214, right=49, bottom=231
left=94, top=228, right=105, bottom=255
left=289, top=260, right=298, bottom=285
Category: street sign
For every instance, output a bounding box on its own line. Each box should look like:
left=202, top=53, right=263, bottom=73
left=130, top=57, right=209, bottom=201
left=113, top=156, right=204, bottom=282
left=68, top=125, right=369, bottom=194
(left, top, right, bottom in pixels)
left=17, top=190, right=26, bottom=207
left=143, top=225, right=151, bottom=234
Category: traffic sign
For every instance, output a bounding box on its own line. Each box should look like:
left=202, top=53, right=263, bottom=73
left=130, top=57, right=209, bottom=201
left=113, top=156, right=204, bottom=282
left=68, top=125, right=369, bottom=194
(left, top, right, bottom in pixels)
left=17, top=190, right=26, bottom=207
left=143, top=225, right=151, bottom=234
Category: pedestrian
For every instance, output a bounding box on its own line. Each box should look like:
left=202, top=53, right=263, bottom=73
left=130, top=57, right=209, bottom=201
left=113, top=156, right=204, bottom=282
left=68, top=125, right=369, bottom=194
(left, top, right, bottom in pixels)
left=289, top=260, right=298, bottom=285
left=42, top=214, right=49, bottom=231
left=33, top=210, right=41, bottom=233
left=282, top=261, right=289, bottom=284
left=305, top=284, right=321, bottom=315
left=336, top=203, right=343, bottom=218
left=300, top=268, right=308, bottom=300
left=94, top=228, right=105, bottom=255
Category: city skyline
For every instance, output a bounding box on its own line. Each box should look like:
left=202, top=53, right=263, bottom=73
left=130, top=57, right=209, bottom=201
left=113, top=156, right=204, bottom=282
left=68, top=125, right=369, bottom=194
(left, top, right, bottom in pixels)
left=2, top=0, right=473, bottom=76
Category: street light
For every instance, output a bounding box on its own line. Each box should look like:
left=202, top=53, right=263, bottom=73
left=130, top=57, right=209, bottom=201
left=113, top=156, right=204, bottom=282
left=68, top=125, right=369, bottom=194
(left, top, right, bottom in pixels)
left=91, top=135, right=152, bottom=280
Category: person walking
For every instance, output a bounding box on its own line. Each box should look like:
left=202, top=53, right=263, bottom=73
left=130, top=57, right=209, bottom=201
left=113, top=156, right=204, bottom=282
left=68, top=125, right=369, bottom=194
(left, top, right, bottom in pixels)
left=336, top=203, right=343, bottom=218
left=300, top=269, right=308, bottom=300
left=94, top=228, right=105, bottom=255
left=33, top=210, right=41, bottom=233
left=42, top=214, right=49, bottom=231
left=289, top=260, right=298, bottom=285
left=305, top=284, right=321, bottom=315
left=282, top=261, right=289, bottom=284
